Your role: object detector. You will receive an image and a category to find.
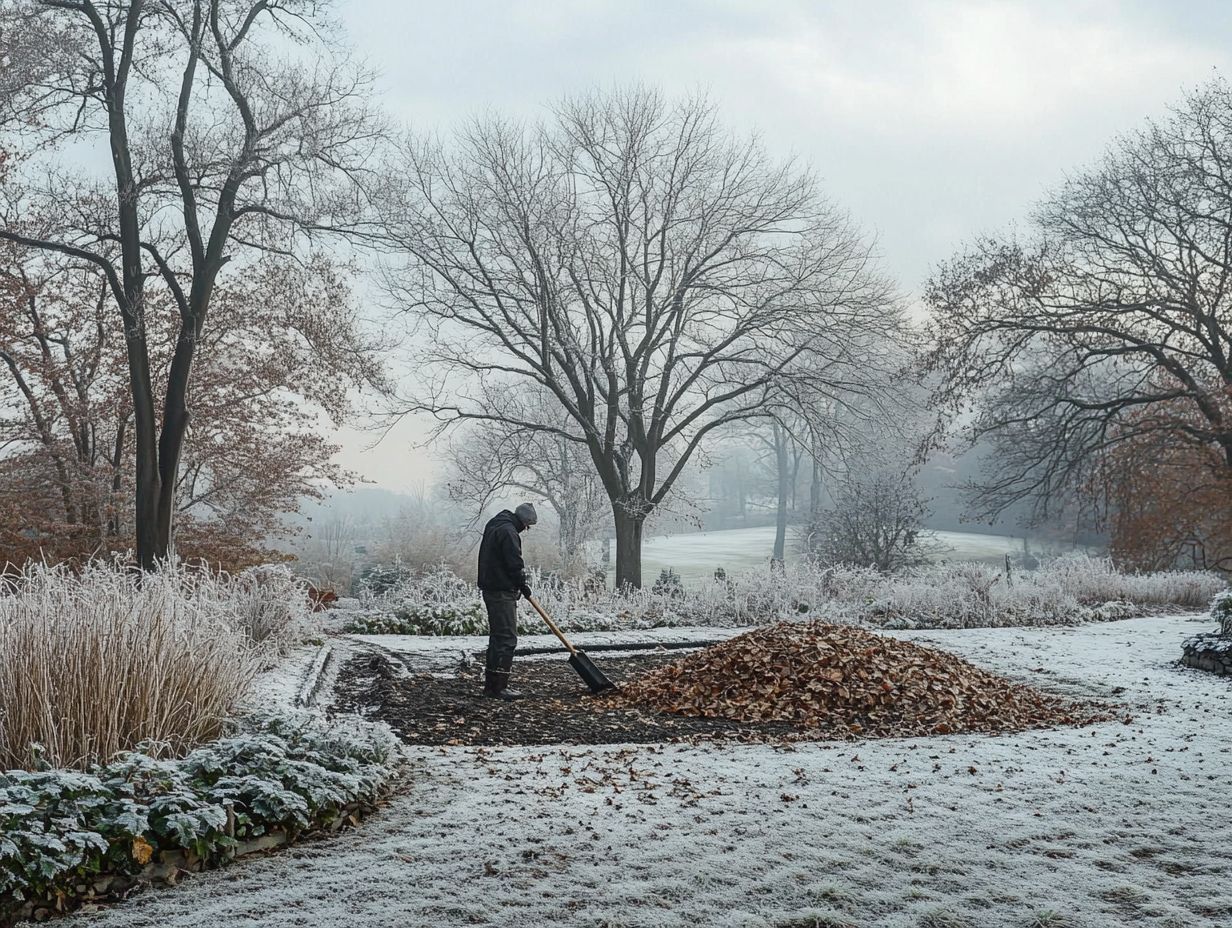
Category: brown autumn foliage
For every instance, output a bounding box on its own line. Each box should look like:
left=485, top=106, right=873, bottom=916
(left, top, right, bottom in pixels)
left=1095, top=375, right=1232, bottom=574
left=607, top=621, right=1115, bottom=740
left=1104, top=435, right=1232, bottom=575
left=0, top=2, right=387, bottom=568
left=0, top=245, right=384, bottom=572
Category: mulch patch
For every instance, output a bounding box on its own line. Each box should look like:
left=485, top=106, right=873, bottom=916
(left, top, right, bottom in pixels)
left=330, top=649, right=799, bottom=746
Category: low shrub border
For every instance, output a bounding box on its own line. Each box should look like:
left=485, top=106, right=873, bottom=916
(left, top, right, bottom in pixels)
left=342, top=601, right=684, bottom=637
left=342, top=594, right=1176, bottom=639
left=345, top=601, right=490, bottom=636
left=342, top=557, right=1224, bottom=636
left=1213, top=589, right=1232, bottom=636
left=0, top=711, right=402, bottom=926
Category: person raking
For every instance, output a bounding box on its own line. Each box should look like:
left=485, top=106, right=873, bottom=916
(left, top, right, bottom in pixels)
left=476, top=502, right=538, bottom=700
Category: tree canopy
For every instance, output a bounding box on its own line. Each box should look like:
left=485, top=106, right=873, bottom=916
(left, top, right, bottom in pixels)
left=382, top=88, right=901, bottom=587
left=925, top=79, right=1232, bottom=530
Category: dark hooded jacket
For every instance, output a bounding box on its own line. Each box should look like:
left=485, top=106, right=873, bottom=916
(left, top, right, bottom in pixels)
left=477, top=510, right=529, bottom=592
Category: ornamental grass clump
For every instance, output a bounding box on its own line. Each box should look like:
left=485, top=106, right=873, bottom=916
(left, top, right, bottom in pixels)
left=0, top=562, right=265, bottom=771
left=197, top=563, right=315, bottom=654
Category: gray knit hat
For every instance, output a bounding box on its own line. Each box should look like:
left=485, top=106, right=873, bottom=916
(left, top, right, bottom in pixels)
left=515, top=502, right=539, bottom=527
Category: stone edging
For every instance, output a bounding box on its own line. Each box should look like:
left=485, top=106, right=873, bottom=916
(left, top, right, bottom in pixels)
left=1181, top=633, right=1232, bottom=676
left=295, top=642, right=334, bottom=707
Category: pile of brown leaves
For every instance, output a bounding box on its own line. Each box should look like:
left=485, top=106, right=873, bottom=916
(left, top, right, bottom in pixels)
left=606, top=621, right=1117, bottom=740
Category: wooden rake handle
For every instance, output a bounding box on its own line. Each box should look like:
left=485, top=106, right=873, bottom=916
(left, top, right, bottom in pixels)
left=526, top=596, right=579, bottom=656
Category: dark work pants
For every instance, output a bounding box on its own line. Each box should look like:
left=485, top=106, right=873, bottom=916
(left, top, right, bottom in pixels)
left=482, top=590, right=519, bottom=674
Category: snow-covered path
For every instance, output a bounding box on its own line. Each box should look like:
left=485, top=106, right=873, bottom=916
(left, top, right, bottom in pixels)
left=70, top=616, right=1232, bottom=928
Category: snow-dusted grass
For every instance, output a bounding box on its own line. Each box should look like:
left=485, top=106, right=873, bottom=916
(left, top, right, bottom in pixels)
left=636, top=526, right=1040, bottom=580
left=353, top=557, right=1225, bottom=635
left=65, top=615, right=1232, bottom=928
left=0, top=562, right=315, bottom=770
left=856, top=559, right=1220, bottom=628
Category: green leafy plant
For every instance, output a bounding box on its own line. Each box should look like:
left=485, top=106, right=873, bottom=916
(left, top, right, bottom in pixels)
left=0, top=712, right=400, bottom=922
left=345, top=602, right=494, bottom=636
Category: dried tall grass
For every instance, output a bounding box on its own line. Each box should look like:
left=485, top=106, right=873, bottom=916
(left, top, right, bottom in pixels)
left=197, top=563, right=314, bottom=654
left=0, top=562, right=277, bottom=770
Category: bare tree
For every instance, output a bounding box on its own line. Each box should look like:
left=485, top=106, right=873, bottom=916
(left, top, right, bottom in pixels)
left=293, top=512, right=359, bottom=591
left=803, top=469, right=931, bottom=573
left=924, top=79, right=1232, bottom=523
left=0, top=242, right=380, bottom=567
left=0, top=1, right=386, bottom=568
left=751, top=343, right=920, bottom=568
left=382, top=88, right=895, bottom=587
left=763, top=419, right=799, bottom=567
left=732, top=412, right=806, bottom=567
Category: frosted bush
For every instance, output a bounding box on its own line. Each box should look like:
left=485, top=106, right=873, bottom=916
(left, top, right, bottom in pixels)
left=349, top=555, right=1223, bottom=635
left=857, top=557, right=1218, bottom=629
left=347, top=602, right=489, bottom=636
left=815, top=565, right=885, bottom=606
left=862, top=562, right=1077, bottom=629
left=364, top=563, right=479, bottom=612
left=1042, top=554, right=1222, bottom=608
left=0, top=711, right=400, bottom=922
left=1212, top=589, right=1232, bottom=636
left=200, top=564, right=315, bottom=651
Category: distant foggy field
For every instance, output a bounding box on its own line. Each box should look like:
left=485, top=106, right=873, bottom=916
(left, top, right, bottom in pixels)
left=634, top=525, right=1035, bottom=582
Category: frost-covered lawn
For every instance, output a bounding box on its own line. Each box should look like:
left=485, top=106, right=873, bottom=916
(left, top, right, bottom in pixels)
left=68, top=616, right=1231, bottom=928
left=637, top=526, right=1042, bottom=581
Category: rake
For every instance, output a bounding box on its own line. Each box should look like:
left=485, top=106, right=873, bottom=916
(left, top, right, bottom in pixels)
left=525, top=596, right=617, bottom=694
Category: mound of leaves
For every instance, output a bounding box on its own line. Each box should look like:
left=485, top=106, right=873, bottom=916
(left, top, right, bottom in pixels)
left=606, top=621, right=1117, bottom=739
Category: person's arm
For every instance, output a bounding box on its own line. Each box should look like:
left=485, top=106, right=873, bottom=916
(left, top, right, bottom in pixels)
left=500, top=526, right=531, bottom=597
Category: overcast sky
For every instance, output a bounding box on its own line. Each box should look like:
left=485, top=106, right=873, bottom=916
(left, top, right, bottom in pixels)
left=331, top=0, right=1232, bottom=492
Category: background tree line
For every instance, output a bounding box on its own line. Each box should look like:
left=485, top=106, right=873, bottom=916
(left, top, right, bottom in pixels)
left=926, top=80, right=1232, bottom=574
left=0, top=1, right=1227, bottom=582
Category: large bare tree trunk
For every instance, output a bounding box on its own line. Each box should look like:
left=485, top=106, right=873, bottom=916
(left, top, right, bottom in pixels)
left=612, top=507, right=644, bottom=590
left=153, top=322, right=203, bottom=556
left=125, top=318, right=163, bottom=569
left=809, top=432, right=825, bottom=521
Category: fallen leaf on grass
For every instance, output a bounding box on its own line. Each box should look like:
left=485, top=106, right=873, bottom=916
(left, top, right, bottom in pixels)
left=131, top=836, right=154, bottom=865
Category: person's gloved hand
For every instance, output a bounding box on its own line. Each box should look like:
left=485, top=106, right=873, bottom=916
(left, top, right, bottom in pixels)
left=519, top=583, right=533, bottom=600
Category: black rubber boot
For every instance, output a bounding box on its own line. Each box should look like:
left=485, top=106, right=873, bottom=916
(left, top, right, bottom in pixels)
left=483, top=658, right=521, bottom=701
left=483, top=669, right=502, bottom=698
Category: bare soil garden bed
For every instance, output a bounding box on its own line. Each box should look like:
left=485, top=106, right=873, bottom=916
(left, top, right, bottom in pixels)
left=331, top=622, right=1120, bottom=746
left=330, top=650, right=799, bottom=745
